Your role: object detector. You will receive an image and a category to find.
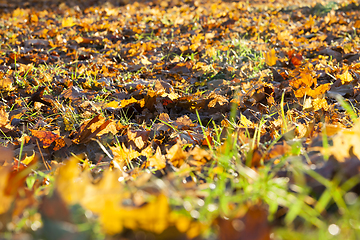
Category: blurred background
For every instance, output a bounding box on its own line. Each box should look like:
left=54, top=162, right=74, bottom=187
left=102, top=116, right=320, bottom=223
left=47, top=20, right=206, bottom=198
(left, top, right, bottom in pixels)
left=0, top=0, right=160, bottom=11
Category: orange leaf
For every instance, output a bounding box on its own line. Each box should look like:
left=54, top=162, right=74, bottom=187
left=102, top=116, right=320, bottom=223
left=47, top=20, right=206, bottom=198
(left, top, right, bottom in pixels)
left=288, top=50, right=303, bottom=67
left=354, top=20, right=360, bottom=29
left=119, top=97, right=138, bottom=108
left=0, top=106, right=10, bottom=128
left=0, top=167, right=15, bottom=214
left=30, top=130, right=60, bottom=148
left=264, top=49, right=277, bottom=66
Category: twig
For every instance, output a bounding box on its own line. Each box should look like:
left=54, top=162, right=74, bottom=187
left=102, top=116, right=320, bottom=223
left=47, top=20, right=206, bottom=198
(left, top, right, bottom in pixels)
left=36, top=139, right=50, bottom=170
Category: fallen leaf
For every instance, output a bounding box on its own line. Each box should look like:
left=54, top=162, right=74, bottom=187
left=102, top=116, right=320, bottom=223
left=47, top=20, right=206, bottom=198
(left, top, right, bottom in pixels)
left=327, top=121, right=360, bottom=161
left=167, top=141, right=186, bottom=168
left=264, top=49, right=277, bottom=66
left=148, top=147, right=166, bottom=169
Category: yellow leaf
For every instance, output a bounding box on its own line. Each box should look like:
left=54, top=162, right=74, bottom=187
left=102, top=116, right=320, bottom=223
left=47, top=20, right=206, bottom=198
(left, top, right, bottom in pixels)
left=148, top=147, right=166, bottom=169
left=21, top=152, right=36, bottom=165
left=167, top=141, right=186, bottom=167
left=205, top=46, right=216, bottom=58
left=111, top=144, right=140, bottom=169
left=171, top=212, right=206, bottom=238
left=74, top=36, right=83, bottom=44
left=312, top=97, right=329, bottom=111
left=138, top=98, right=145, bottom=108
left=56, top=159, right=170, bottom=235
left=30, top=14, right=38, bottom=23
left=57, top=159, right=124, bottom=233
left=140, top=56, right=152, bottom=65
left=0, top=75, right=14, bottom=91
left=97, top=119, right=118, bottom=136
left=240, top=114, right=252, bottom=127
left=106, top=100, right=120, bottom=108
left=167, top=92, right=179, bottom=100
left=120, top=194, right=169, bottom=233
left=12, top=8, right=28, bottom=18
left=119, top=97, right=137, bottom=108
left=64, top=117, right=73, bottom=131
left=338, top=68, right=354, bottom=84
left=174, top=214, right=191, bottom=232
left=303, top=97, right=313, bottom=110
left=327, top=121, right=360, bottom=161
left=56, top=157, right=90, bottom=204
left=264, top=49, right=277, bottom=66
left=62, top=17, right=75, bottom=27
left=81, top=168, right=125, bottom=234
left=0, top=106, right=10, bottom=128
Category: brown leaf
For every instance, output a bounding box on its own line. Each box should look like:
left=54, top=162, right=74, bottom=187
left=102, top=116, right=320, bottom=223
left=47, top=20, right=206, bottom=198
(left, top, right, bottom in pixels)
left=60, top=85, right=85, bottom=101
left=0, top=146, right=13, bottom=165
left=72, top=115, right=111, bottom=144
left=127, top=129, right=149, bottom=150
left=218, top=204, right=270, bottom=240
left=39, top=189, right=71, bottom=222
left=27, top=86, right=52, bottom=107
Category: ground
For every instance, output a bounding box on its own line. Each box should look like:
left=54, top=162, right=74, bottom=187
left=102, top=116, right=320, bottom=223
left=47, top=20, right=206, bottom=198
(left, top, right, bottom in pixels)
left=0, top=0, right=360, bottom=239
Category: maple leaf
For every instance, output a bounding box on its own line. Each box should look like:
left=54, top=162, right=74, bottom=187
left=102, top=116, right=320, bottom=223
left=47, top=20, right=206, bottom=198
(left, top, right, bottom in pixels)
left=338, top=68, right=354, bottom=84
left=299, top=72, right=316, bottom=88
left=57, top=158, right=171, bottom=235
left=4, top=0, right=360, bottom=237
left=21, top=152, right=36, bottom=165
left=0, top=74, right=14, bottom=91
left=56, top=157, right=91, bottom=205
left=62, top=17, right=75, bottom=27
left=0, top=154, right=37, bottom=215
left=106, top=100, right=120, bottom=108
left=72, top=115, right=115, bottom=144
left=148, top=147, right=166, bottom=169
left=208, top=93, right=229, bottom=108
left=111, top=144, right=141, bottom=169
left=30, top=129, right=61, bottom=148
left=119, top=97, right=138, bottom=108
left=327, top=121, right=360, bottom=161
left=187, top=146, right=211, bottom=166
left=167, top=141, right=186, bottom=168
left=239, top=114, right=253, bottom=128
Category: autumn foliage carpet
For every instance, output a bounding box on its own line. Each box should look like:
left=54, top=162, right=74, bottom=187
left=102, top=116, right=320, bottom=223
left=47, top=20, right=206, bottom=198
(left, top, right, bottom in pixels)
left=1, top=0, right=360, bottom=239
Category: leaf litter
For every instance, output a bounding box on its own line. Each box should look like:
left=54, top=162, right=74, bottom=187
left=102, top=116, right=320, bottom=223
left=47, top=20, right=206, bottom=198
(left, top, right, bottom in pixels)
left=1, top=0, right=360, bottom=239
